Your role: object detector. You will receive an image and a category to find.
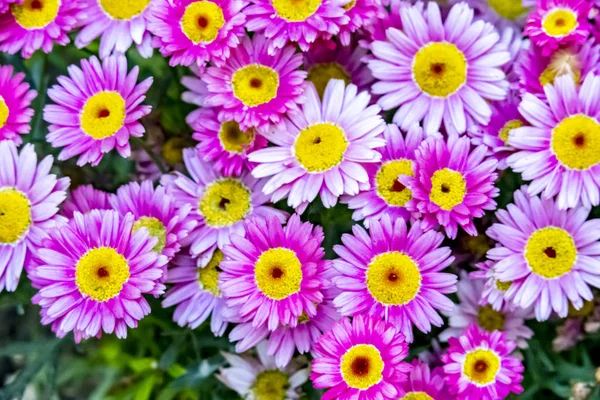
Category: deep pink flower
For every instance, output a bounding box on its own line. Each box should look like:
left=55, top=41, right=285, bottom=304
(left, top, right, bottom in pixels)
left=0, top=65, right=36, bottom=145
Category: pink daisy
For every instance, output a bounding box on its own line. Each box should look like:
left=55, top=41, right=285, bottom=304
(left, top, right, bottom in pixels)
left=62, top=184, right=113, bottom=219
left=181, top=64, right=210, bottom=108
left=470, top=260, right=514, bottom=311
left=337, top=0, right=379, bottom=46
left=0, top=65, right=36, bottom=145
left=0, top=0, right=22, bottom=14
left=43, top=55, right=153, bottom=167
left=398, top=360, right=451, bottom=400
left=359, top=0, right=404, bottom=48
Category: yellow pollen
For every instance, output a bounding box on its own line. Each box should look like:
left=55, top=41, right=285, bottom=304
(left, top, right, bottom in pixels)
left=0, top=188, right=32, bottom=245
left=75, top=246, right=130, bottom=302
left=551, top=114, right=600, bottom=170
left=294, top=123, right=348, bottom=173
left=11, top=0, right=60, bottom=29
left=542, top=8, right=578, bottom=37
left=80, top=91, right=126, bottom=140
left=340, top=344, right=384, bottom=390
left=539, top=49, right=581, bottom=87
left=568, top=300, right=594, bottom=318
left=307, top=62, right=351, bottom=99
left=297, top=311, right=310, bottom=324
left=488, top=0, right=527, bottom=20
left=198, top=249, right=222, bottom=296
left=375, top=159, right=414, bottom=207
left=219, top=120, right=255, bottom=154
left=343, top=0, right=356, bottom=10
left=181, top=1, right=225, bottom=44
left=498, top=119, right=524, bottom=146
left=272, top=0, right=322, bottom=22
left=252, top=370, right=289, bottom=400
left=413, top=42, right=467, bottom=98
left=401, top=392, right=434, bottom=400
left=99, top=0, right=151, bottom=20
left=496, top=279, right=512, bottom=291
left=429, top=168, right=467, bottom=211
left=0, top=96, right=9, bottom=129
left=132, top=216, right=167, bottom=253
left=161, top=137, right=188, bottom=166
left=231, top=64, right=279, bottom=107
left=254, top=247, right=302, bottom=300
left=198, top=178, right=251, bottom=227
left=525, top=227, right=577, bottom=279
left=366, top=251, right=421, bottom=306
left=463, top=349, right=501, bottom=385
left=477, top=304, right=506, bottom=332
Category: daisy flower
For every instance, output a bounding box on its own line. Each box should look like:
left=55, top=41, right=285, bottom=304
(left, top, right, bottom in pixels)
left=368, top=2, right=510, bottom=135
left=181, top=64, right=210, bottom=108
left=332, top=215, right=457, bottom=342
left=28, top=210, right=168, bottom=342
left=470, top=260, right=514, bottom=311
left=148, top=0, right=247, bottom=67
left=0, top=141, right=69, bottom=292
left=337, top=0, right=379, bottom=46
left=0, top=0, right=81, bottom=58
left=486, top=186, right=600, bottom=321
left=62, top=184, right=113, bottom=219
left=248, top=79, right=385, bottom=213
left=442, top=324, right=524, bottom=399
left=202, top=34, right=306, bottom=130
left=43, top=55, right=153, bottom=167
left=359, top=0, right=404, bottom=48
left=0, top=65, right=36, bottom=145
left=310, top=314, right=411, bottom=400
left=402, top=135, right=499, bottom=239
left=0, top=0, right=22, bottom=14
left=398, top=360, right=451, bottom=400
left=507, top=73, right=600, bottom=209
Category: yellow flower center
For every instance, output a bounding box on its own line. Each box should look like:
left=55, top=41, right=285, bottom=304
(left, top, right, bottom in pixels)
left=366, top=251, right=422, bottom=306
left=99, top=0, right=151, bottom=20
left=75, top=246, right=130, bottom=302
left=429, top=168, right=467, bottom=211
left=413, top=42, right=467, bottom=98
left=542, top=8, right=578, bottom=37
left=80, top=91, right=126, bottom=140
left=525, top=227, right=577, bottom=279
left=161, top=137, right=188, bottom=166
left=463, top=349, right=501, bottom=385
left=488, top=0, right=527, bottom=20
left=181, top=1, right=225, bottom=44
left=219, top=120, right=255, bottom=154
left=375, top=159, right=414, bottom=207
left=498, top=119, right=524, bottom=146
left=477, top=304, right=506, bottom=332
left=199, top=249, right=222, bottom=296
left=198, top=178, right=251, bottom=228
left=254, top=247, right=302, bottom=300
left=400, top=392, right=434, bottom=400
left=252, top=370, right=289, bottom=400
left=343, top=0, right=356, bottom=10
left=231, top=64, right=279, bottom=107
left=568, top=300, right=594, bottom=318
left=307, top=62, right=351, bottom=99
left=496, top=279, right=512, bottom=291
left=0, top=188, right=32, bottom=245
left=272, top=0, right=322, bottom=22
left=551, top=114, right=600, bottom=170
left=297, top=311, right=310, bottom=324
left=340, top=344, right=384, bottom=390
left=132, top=216, right=167, bottom=253
left=294, top=123, right=348, bottom=173
left=539, top=49, right=581, bottom=88
left=11, top=0, right=59, bottom=29
left=0, top=96, right=9, bottom=129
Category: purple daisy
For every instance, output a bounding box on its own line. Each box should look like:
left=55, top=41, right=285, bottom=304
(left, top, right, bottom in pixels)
left=28, top=210, right=167, bottom=342
left=368, top=1, right=510, bottom=135
left=470, top=260, right=513, bottom=311
left=398, top=360, right=451, bottom=400
left=0, top=0, right=22, bottom=14
left=337, top=0, right=379, bottom=46
left=332, top=215, right=457, bottom=342
left=248, top=79, right=385, bottom=213
left=310, top=314, right=411, bottom=400
left=62, top=184, right=113, bottom=219
left=442, top=324, right=524, bottom=399
left=43, top=55, right=153, bottom=167
left=0, top=65, right=36, bottom=145
left=359, top=0, right=404, bottom=48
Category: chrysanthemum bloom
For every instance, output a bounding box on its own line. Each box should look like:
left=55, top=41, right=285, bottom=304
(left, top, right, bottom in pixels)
left=342, top=124, right=424, bottom=228
left=28, top=210, right=167, bottom=342
left=148, top=0, right=247, bottom=67
left=525, top=0, right=591, bottom=56
left=311, top=314, right=411, bottom=400
left=470, top=260, right=513, bottom=311
left=486, top=186, right=600, bottom=321
left=402, top=135, right=499, bottom=239
left=44, top=55, right=153, bottom=167
left=162, top=149, right=287, bottom=265
left=162, top=251, right=228, bottom=335
left=217, top=342, right=310, bottom=400
left=202, top=34, right=306, bottom=130
left=0, top=141, right=69, bottom=292
left=442, top=324, right=524, bottom=399
left=507, top=73, right=600, bottom=209
left=62, top=184, right=113, bottom=219
left=368, top=2, right=510, bottom=135
left=337, top=0, right=379, bottom=46
left=398, top=360, right=451, bottom=400
left=332, top=215, right=457, bottom=342
left=0, top=0, right=22, bottom=14
left=249, top=80, right=385, bottom=213
left=0, top=65, right=36, bottom=145
left=359, top=0, right=404, bottom=47
left=181, top=64, right=210, bottom=108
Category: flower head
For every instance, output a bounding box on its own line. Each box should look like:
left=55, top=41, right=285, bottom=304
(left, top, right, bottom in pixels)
left=62, top=184, right=113, bottom=219
left=470, top=260, right=513, bottom=311
left=0, top=65, right=36, bottom=145
left=337, top=0, right=379, bottom=46
left=398, top=360, right=451, bottom=400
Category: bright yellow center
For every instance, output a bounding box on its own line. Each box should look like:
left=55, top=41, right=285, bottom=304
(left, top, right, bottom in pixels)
left=340, top=344, right=384, bottom=390
left=539, top=49, right=581, bottom=87
left=525, top=227, right=577, bottom=279
left=499, top=119, right=524, bottom=145
left=375, top=159, right=414, bottom=207
left=161, top=137, right=187, bottom=166
left=272, top=0, right=322, bottom=22
left=307, top=62, right=351, bottom=98
left=0, top=96, right=9, bottom=129
left=99, top=0, right=151, bottom=20
left=231, top=64, right=279, bottom=107
left=551, top=114, right=600, bottom=170
left=496, top=279, right=513, bottom=291
left=343, top=0, right=356, bottom=10
left=252, top=370, right=289, bottom=400
left=219, top=121, right=255, bottom=154
left=0, top=188, right=32, bottom=245
left=400, top=392, right=434, bottom=400
left=543, top=9, right=578, bottom=37
left=413, top=42, right=467, bottom=98
left=255, top=247, right=302, bottom=300
left=198, top=178, right=251, bottom=228
left=11, top=0, right=60, bottom=29
left=477, top=304, right=505, bottom=332
left=75, top=247, right=130, bottom=302
left=181, top=1, right=225, bottom=44
left=133, top=217, right=167, bottom=253
left=429, top=168, right=467, bottom=210
left=80, top=91, right=126, bottom=140
left=199, top=249, right=222, bottom=296
left=294, top=123, right=347, bottom=173
left=366, top=251, right=421, bottom=306
left=488, top=0, right=527, bottom=20
left=463, top=349, right=501, bottom=385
